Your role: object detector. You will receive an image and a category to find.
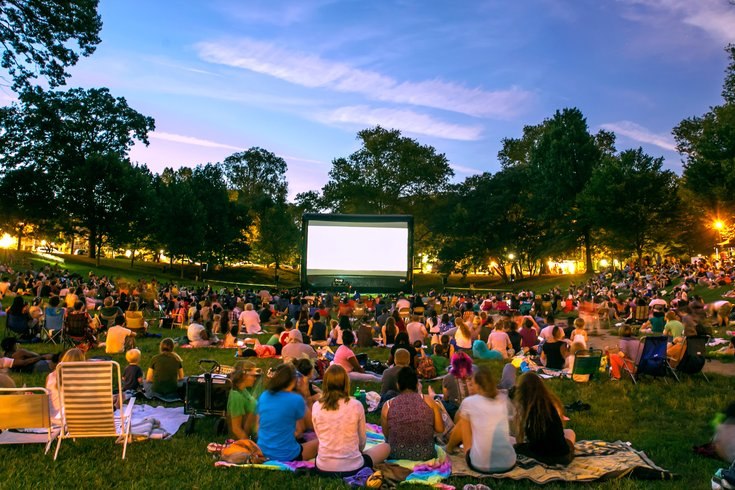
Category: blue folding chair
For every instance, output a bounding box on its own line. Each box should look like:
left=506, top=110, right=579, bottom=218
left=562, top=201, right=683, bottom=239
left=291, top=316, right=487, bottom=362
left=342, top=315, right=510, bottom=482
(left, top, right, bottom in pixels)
left=634, top=335, right=677, bottom=383
left=42, top=307, right=65, bottom=344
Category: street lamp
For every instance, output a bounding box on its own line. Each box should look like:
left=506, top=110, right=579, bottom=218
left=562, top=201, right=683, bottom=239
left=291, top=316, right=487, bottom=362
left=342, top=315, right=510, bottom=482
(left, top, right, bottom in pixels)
left=714, top=219, right=725, bottom=259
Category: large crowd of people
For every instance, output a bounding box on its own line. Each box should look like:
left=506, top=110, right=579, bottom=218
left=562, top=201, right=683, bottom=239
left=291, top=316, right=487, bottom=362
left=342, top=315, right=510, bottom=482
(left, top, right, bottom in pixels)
left=1, top=256, right=735, bottom=477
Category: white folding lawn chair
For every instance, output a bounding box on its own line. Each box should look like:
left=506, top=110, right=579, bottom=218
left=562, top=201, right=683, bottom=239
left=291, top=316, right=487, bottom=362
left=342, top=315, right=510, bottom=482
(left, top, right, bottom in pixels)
left=54, top=361, right=135, bottom=460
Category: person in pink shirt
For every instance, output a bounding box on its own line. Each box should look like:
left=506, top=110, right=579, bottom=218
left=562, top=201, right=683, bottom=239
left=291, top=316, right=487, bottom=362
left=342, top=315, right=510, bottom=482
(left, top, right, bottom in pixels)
left=332, top=331, right=382, bottom=382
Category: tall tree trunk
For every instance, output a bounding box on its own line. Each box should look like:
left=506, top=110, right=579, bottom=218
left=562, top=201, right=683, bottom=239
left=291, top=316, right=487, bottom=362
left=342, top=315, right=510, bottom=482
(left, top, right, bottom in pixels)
left=95, top=241, right=101, bottom=267
left=70, top=235, right=75, bottom=255
left=180, top=257, right=184, bottom=279
left=15, top=225, right=22, bottom=251
left=130, top=249, right=135, bottom=268
left=89, top=226, right=97, bottom=259
left=274, top=259, right=280, bottom=287
left=583, top=230, right=594, bottom=273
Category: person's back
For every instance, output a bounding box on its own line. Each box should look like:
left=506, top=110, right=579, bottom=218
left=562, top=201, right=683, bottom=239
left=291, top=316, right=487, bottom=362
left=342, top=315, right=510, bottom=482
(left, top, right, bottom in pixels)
left=281, top=342, right=317, bottom=362
left=542, top=341, right=565, bottom=370
left=125, top=310, right=145, bottom=331
left=311, top=321, right=327, bottom=341
left=106, top=324, right=132, bottom=354
left=406, top=321, right=427, bottom=345
left=149, top=352, right=181, bottom=395
left=460, top=393, right=516, bottom=473
left=313, top=397, right=366, bottom=472
left=386, top=391, right=435, bottom=460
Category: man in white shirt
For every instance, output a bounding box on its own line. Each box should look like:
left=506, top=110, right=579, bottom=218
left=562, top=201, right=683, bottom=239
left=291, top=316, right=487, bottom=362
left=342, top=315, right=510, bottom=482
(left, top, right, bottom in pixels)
left=406, top=316, right=428, bottom=345
left=395, top=295, right=411, bottom=311
left=105, top=317, right=136, bottom=354
left=238, top=303, right=262, bottom=334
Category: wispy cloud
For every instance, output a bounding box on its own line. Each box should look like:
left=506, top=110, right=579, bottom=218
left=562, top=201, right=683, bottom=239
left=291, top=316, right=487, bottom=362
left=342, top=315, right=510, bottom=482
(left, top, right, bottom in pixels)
left=599, top=120, right=676, bottom=152
left=318, top=106, right=483, bottom=141
left=214, top=0, right=336, bottom=27
left=150, top=131, right=242, bottom=151
left=195, top=38, right=532, bottom=118
left=618, top=0, right=735, bottom=44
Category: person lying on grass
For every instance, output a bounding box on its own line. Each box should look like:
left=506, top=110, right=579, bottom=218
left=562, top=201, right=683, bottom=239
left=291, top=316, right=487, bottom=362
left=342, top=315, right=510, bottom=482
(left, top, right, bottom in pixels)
left=312, top=364, right=390, bottom=477
left=445, top=364, right=516, bottom=474
left=256, top=363, right=318, bottom=461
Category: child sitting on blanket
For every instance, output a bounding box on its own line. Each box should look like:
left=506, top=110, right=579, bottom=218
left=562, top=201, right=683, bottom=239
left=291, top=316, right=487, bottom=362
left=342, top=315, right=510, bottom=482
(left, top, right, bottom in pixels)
left=122, top=349, right=143, bottom=392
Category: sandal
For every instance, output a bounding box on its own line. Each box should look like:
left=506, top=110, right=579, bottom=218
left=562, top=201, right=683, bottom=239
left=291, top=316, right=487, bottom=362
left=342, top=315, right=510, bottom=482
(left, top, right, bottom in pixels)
left=366, top=470, right=384, bottom=488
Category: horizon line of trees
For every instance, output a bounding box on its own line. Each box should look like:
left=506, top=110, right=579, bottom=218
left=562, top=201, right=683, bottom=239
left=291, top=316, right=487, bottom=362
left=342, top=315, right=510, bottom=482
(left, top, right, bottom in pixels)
left=0, top=2, right=733, bottom=283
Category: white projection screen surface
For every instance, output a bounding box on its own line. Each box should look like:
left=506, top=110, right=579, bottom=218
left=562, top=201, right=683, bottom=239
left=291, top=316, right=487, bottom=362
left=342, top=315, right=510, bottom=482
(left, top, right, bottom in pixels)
left=306, top=220, right=409, bottom=277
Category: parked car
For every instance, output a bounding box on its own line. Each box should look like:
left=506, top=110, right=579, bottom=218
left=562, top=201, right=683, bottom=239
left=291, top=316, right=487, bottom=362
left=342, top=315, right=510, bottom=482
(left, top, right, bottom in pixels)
left=74, top=249, right=88, bottom=255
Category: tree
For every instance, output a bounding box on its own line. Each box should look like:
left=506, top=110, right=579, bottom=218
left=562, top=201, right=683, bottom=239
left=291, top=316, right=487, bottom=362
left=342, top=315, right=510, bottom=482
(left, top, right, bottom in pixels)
left=674, top=45, right=735, bottom=218
left=524, top=108, right=609, bottom=272
left=0, top=0, right=102, bottom=91
left=0, top=165, right=53, bottom=249
left=252, top=198, right=299, bottom=286
left=582, top=148, right=679, bottom=268
left=0, top=86, right=155, bottom=256
left=321, top=126, right=454, bottom=214
left=222, top=147, right=288, bottom=212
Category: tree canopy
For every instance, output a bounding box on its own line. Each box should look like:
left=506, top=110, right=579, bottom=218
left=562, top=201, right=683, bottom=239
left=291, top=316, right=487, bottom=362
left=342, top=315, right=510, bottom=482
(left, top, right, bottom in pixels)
left=0, top=0, right=102, bottom=91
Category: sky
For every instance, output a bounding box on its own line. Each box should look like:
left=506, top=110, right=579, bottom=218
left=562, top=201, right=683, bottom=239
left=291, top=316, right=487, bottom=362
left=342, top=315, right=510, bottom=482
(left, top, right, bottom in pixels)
left=5, top=0, right=735, bottom=199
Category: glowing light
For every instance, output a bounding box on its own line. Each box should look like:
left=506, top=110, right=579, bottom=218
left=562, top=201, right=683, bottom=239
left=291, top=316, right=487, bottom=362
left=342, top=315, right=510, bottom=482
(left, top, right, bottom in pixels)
left=714, top=220, right=725, bottom=230
left=0, top=233, right=14, bottom=249
left=41, top=240, right=47, bottom=246
left=421, top=254, right=429, bottom=264
left=508, top=253, right=515, bottom=260
left=425, top=264, right=433, bottom=273
left=125, top=249, right=132, bottom=258
left=599, top=259, right=609, bottom=267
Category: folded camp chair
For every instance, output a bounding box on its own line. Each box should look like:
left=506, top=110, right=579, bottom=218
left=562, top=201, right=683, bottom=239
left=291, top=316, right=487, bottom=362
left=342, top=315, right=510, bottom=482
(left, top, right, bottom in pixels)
left=634, top=335, right=677, bottom=383
left=0, top=387, right=56, bottom=453
left=568, top=348, right=603, bottom=382
left=675, top=335, right=710, bottom=383
left=42, top=307, right=65, bottom=344
left=54, top=361, right=135, bottom=460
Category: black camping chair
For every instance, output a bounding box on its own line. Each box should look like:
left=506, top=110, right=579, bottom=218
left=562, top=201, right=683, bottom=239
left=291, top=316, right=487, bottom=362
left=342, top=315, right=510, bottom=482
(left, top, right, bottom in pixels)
left=675, top=335, right=709, bottom=383
left=635, top=335, right=677, bottom=383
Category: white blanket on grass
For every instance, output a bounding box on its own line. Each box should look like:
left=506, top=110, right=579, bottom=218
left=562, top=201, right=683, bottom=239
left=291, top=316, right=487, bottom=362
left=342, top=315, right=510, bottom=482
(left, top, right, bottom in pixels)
left=114, top=404, right=189, bottom=440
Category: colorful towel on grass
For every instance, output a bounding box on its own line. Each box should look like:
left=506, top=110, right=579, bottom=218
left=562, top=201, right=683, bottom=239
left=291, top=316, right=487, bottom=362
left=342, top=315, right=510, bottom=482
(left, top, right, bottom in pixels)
left=214, top=424, right=451, bottom=486
left=450, top=440, right=675, bottom=484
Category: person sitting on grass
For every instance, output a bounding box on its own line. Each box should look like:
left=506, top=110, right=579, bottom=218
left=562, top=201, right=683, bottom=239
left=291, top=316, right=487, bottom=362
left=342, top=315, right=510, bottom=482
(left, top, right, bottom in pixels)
left=308, top=312, right=330, bottom=347
left=488, top=322, right=514, bottom=358
left=513, top=372, right=575, bottom=465
left=281, top=330, right=317, bottom=363
left=388, top=332, right=417, bottom=368
left=105, top=316, right=136, bottom=354
left=124, top=301, right=148, bottom=334
left=144, top=338, right=184, bottom=399
left=446, top=365, right=516, bottom=473
left=332, top=330, right=382, bottom=382
left=380, top=366, right=444, bottom=461
left=187, top=311, right=211, bottom=348
left=441, top=351, right=475, bottom=419
left=570, top=317, right=588, bottom=348
left=472, top=339, right=503, bottom=360
left=227, top=361, right=261, bottom=440
left=381, top=316, right=398, bottom=346
left=541, top=326, right=569, bottom=370
left=312, top=364, right=390, bottom=477
left=430, top=344, right=449, bottom=374
left=255, top=363, right=319, bottom=461
left=122, top=348, right=143, bottom=393
left=292, top=358, right=321, bottom=405
left=45, top=348, right=85, bottom=422
left=5, top=296, right=34, bottom=339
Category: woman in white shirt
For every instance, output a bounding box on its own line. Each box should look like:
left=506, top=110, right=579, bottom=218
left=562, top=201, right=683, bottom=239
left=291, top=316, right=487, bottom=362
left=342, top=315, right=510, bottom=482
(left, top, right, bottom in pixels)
left=312, top=365, right=390, bottom=477
left=446, top=364, right=516, bottom=473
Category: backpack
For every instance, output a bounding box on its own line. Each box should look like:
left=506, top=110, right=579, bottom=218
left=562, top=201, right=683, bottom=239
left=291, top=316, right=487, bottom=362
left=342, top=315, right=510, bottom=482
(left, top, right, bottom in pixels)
left=416, top=356, right=437, bottom=379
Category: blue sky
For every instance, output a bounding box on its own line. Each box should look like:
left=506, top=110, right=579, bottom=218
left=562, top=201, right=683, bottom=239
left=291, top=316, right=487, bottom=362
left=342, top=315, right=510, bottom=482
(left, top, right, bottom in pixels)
left=6, top=0, right=735, bottom=198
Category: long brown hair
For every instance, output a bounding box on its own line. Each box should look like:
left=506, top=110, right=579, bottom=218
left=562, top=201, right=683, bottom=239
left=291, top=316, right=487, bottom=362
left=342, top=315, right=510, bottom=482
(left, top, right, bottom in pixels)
left=514, top=372, right=564, bottom=443
left=472, top=365, right=498, bottom=399
left=319, top=364, right=351, bottom=411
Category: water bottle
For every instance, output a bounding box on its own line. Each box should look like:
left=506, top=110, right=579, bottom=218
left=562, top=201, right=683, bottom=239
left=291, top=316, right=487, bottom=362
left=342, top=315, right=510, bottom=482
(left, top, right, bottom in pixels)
left=520, top=361, right=529, bottom=373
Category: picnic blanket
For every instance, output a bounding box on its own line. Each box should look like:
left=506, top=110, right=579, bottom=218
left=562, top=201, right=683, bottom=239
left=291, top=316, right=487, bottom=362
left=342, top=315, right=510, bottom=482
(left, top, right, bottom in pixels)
left=114, top=404, right=189, bottom=441
left=450, top=440, right=675, bottom=484
left=215, top=424, right=451, bottom=486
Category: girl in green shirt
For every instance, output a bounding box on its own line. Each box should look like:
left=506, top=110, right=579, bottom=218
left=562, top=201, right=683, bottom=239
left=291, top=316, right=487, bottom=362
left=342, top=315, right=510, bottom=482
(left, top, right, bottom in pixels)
left=227, top=361, right=262, bottom=440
